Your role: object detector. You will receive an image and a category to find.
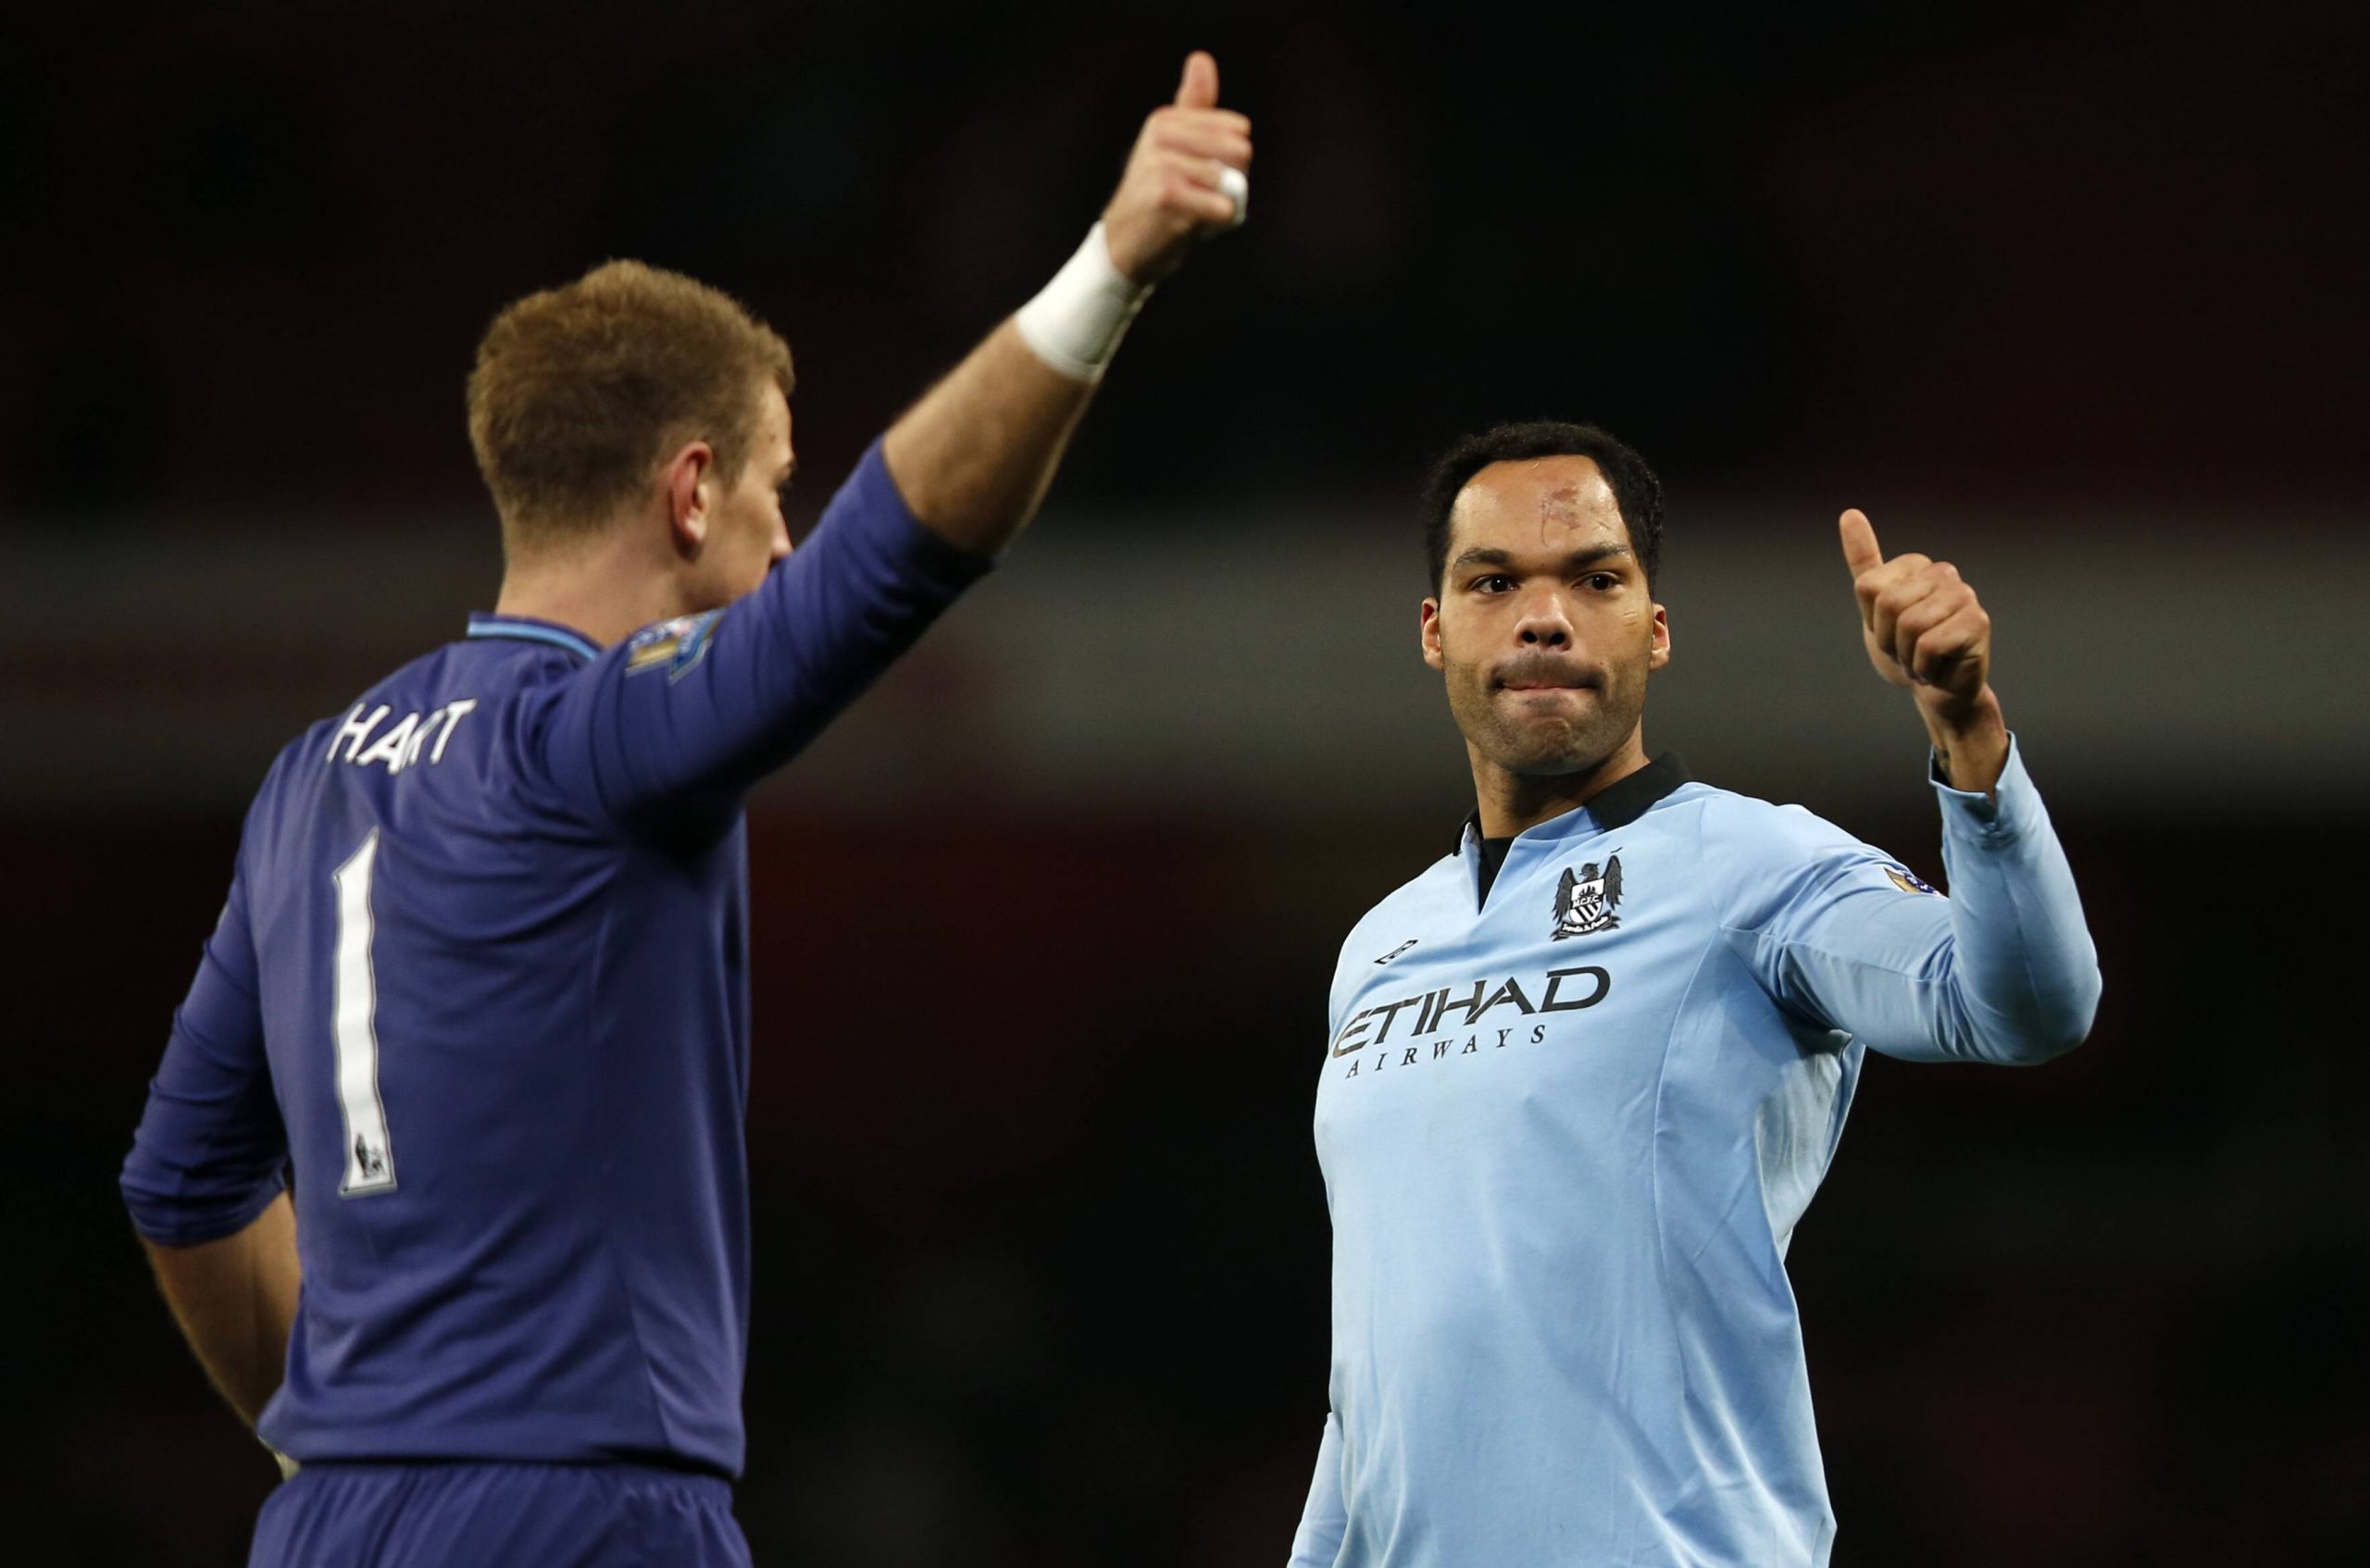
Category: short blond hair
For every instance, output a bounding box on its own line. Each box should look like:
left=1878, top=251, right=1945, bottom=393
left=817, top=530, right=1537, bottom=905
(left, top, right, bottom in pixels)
left=467, top=260, right=793, bottom=550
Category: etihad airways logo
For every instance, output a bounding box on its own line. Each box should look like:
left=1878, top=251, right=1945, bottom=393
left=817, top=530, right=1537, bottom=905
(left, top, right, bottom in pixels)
left=1331, top=966, right=1611, bottom=1077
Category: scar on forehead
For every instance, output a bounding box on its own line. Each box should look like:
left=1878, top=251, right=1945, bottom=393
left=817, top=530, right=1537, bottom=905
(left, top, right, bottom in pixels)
left=1537, top=481, right=1588, bottom=539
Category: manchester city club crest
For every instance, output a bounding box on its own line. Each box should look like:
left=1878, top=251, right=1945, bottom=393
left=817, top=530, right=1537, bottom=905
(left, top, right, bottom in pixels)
left=1553, top=854, right=1623, bottom=940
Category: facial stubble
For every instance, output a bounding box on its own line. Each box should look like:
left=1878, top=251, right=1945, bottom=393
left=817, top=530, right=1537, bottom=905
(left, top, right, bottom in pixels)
left=1442, top=642, right=1653, bottom=781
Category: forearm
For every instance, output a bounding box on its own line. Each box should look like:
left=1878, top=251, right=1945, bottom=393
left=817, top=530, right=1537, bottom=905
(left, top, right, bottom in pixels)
left=141, top=1190, right=300, bottom=1429
left=881, top=319, right=1097, bottom=556
left=1928, top=734, right=2102, bottom=1062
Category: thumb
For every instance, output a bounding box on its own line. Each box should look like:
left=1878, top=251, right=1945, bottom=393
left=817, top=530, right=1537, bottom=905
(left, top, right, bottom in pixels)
left=1839, top=508, right=1885, bottom=579
left=1175, top=50, right=1219, bottom=109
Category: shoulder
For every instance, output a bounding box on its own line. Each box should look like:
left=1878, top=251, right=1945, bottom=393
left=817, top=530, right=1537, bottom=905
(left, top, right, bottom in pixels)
left=1674, top=782, right=1888, bottom=907
left=1682, top=782, right=1867, bottom=863
left=1678, top=781, right=1930, bottom=929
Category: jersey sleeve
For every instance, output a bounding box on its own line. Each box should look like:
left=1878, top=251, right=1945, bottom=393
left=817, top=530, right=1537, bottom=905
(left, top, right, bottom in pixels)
left=120, top=856, right=290, bottom=1246
left=526, top=440, right=993, bottom=828
left=1714, top=738, right=2102, bottom=1064
left=1288, top=1411, right=1349, bottom=1567
left=1326, top=925, right=1374, bottom=1044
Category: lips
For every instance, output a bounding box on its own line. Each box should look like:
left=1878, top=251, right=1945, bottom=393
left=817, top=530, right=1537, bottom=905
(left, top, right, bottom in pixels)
left=1493, top=664, right=1601, bottom=692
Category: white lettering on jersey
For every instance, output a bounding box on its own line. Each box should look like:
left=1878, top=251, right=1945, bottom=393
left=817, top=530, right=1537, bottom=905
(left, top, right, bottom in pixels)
left=426, top=699, right=478, bottom=765
left=327, top=698, right=480, bottom=775
left=352, top=712, right=420, bottom=772
left=328, top=702, right=391, bottom=764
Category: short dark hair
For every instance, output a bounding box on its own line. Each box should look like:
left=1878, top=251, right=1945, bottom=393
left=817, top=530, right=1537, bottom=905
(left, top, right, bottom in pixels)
left=1422, top=420, right=1664, bottom=591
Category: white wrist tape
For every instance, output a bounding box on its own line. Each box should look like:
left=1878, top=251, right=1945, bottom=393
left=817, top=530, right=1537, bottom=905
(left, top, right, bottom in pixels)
left=1015, top=221, right=1150, bottom=383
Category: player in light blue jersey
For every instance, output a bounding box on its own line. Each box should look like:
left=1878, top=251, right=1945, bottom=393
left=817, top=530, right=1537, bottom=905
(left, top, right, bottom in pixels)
left=1288, top=420, right=2101, bottom=1567
left=122, top=53, right=1251, bottom=1568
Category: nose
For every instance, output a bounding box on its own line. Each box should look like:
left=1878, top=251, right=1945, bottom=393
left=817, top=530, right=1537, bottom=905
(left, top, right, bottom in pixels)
left=1514, top=586, right=1575, bottom=648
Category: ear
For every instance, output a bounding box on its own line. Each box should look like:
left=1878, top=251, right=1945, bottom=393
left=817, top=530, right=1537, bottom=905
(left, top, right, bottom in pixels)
left=663, top=440, right=717, bottom=554
left=1648, top=603, right=1671, bottom=672
left=1419, top=597, right=1446, bottom=672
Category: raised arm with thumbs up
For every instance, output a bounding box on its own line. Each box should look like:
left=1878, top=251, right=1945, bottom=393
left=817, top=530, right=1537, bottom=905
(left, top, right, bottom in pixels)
left=1840, top=506, right=2011, bottom=793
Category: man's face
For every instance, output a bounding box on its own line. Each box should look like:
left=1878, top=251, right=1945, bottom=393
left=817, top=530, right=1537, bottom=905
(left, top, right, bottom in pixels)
left=1420, top=455, right=1669, bottom=780
left=691, top=379, right=795, bottom=608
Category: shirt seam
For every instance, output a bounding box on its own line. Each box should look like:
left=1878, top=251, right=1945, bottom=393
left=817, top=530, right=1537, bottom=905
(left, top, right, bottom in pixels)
left=582, top=873, right=678, bottom=1456
left=1645, top=813, right=1726, bottom=1527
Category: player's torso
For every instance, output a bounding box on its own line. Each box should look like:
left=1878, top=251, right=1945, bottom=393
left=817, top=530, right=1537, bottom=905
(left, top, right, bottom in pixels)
left=1312, top=788, right=1854, bottom=1563
left=238, top=630, right=755, bottom=1468
left=1315, top=794, right=1740, bottom=1259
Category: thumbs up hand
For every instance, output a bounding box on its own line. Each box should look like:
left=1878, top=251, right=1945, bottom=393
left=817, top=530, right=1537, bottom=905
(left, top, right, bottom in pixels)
left=1100, top=51, right=1253, bottom=285
left=1840, top=508, right=2009, bottom=790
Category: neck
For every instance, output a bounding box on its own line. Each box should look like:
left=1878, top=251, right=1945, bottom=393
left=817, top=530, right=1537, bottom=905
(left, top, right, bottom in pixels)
left=493, top=523, right=682, bottom=650
left=1470, top=728, right=1652, bottom=840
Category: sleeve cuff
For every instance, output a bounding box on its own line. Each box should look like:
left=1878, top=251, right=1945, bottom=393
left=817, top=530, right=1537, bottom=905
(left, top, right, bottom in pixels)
left=1930, top=733, right=2039, bottom=843
left=854, top=439, right=1001, bottom=588
left=120, top=1163, right=289, bottom=1248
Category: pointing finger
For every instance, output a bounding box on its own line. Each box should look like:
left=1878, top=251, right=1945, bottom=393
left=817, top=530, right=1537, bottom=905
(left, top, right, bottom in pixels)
left=1176, top=50, right=1219, bottom=109
left=1839, top=508, right=1884, bottom=579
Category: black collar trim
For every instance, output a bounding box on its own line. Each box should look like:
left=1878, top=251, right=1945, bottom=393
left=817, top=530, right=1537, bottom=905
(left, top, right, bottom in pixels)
left=1456, top=752, right=1695, bottom=852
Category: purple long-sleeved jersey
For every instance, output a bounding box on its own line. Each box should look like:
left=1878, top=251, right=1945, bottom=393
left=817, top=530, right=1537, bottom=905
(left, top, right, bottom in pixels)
left=121, top=442, right=988, bottom=1477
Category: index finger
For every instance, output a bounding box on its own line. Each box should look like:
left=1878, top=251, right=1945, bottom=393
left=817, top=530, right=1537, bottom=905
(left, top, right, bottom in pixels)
left=1839, top=508, right=1885, bottom=579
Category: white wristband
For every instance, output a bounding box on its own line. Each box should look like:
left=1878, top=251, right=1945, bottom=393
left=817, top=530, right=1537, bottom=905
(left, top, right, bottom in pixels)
left=1015, top=222, right=1150, bottom=383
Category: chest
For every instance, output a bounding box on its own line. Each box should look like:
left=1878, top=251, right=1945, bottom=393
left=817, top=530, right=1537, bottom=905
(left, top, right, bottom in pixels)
left=1314, top=840, right=1724, bottom=1148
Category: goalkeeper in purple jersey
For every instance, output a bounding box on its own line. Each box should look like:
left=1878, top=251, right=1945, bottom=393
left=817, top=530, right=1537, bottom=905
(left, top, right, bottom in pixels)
left=120, top=53, right=1251, bottom=1568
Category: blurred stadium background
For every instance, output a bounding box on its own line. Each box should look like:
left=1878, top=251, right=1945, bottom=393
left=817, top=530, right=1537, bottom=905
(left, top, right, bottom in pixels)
left=8, top=1, right=2365, bottom=1562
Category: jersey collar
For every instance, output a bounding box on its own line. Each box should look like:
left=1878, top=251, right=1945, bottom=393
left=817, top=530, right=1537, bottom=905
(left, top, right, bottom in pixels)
left=465, top=613, right=601, bottom=662
left=1456, top=752, right=1694, bottom=853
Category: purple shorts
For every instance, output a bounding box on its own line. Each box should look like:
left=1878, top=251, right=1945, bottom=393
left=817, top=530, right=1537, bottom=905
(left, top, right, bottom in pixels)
left=249, top=1460, right=751, bottom=1567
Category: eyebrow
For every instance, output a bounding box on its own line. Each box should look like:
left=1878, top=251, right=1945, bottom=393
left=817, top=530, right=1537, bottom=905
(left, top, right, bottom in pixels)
left=1450, top=543, right=1635, bottom=574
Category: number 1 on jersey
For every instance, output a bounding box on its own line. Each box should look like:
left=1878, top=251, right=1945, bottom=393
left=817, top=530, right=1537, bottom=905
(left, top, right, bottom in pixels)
left=332, top=829, right=398, bottom=1195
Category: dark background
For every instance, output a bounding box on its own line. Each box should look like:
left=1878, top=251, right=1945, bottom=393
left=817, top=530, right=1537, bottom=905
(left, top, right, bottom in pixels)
left=8, top=1, right=2367, bottom=1562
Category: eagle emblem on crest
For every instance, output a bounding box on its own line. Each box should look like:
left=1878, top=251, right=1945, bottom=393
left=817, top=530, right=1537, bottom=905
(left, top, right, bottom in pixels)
left=1553, top=853, right=1623, bottom=940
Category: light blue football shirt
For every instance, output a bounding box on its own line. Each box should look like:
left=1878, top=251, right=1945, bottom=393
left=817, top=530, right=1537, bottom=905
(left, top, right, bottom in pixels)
left=1290, top=741, right=2100, bottom=1567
